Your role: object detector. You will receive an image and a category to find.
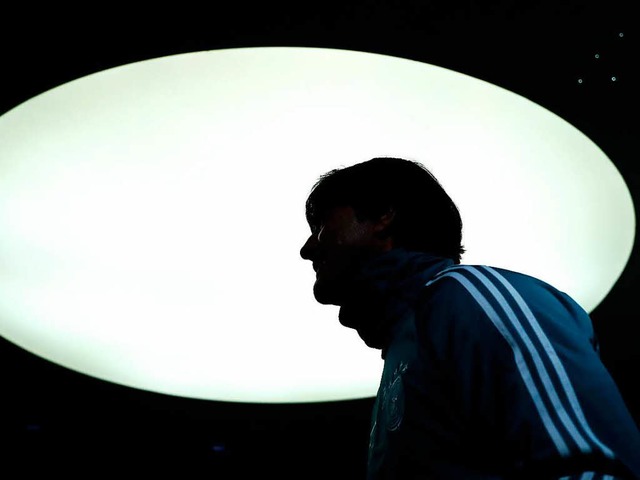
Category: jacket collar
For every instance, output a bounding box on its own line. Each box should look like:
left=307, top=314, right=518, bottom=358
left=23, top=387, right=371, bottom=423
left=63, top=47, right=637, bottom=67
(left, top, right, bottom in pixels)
left=338, top=247, right=454, bottom=352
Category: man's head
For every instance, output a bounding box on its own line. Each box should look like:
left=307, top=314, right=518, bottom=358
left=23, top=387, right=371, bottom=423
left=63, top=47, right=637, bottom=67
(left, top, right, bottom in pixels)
left=299, top=157, right=465, bottom=306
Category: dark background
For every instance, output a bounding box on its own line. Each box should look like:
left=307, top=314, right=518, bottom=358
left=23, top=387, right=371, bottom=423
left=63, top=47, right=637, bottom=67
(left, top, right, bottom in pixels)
left=1, top=1, right=637, bottom=477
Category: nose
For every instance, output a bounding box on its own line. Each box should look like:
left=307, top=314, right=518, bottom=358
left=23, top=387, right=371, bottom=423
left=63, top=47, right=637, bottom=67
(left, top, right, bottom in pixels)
left=300, top=233, right=318, bottom=261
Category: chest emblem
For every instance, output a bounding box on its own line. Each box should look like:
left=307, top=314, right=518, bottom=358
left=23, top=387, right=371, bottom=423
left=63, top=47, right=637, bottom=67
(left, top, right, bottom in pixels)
left=382, top=361, right=408, bottom=432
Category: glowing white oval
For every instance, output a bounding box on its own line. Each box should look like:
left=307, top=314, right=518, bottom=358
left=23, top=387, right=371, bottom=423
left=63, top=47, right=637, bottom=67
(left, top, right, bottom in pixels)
left=0, top=47, right=634, bottom=403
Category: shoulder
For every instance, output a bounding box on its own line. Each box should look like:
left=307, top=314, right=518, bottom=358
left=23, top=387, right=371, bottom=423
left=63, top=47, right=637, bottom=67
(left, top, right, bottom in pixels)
left=423, top=264, right=571, bottom=309
left=418, top=264, right=570, bottom=335
left=418, top=264, right=594, bottom=351
left=417, top=265, right=508, bottom=341
left=416, top=265, right=523, bottom=367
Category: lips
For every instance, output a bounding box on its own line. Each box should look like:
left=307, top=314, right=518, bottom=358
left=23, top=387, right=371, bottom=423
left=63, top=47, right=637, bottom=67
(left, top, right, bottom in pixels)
left=313, top=261, right=326, bottom=273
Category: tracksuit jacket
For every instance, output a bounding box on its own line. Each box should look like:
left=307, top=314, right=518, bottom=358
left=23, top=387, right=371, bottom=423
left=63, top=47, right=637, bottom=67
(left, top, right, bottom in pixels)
left=338, top=247, right=640, bottom=479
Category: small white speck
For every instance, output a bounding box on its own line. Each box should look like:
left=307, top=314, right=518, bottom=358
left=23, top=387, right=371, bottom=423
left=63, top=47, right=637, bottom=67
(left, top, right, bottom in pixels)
left=594, top=53, right=600, bottom=59
left=611, top=76, right=617, bottom=82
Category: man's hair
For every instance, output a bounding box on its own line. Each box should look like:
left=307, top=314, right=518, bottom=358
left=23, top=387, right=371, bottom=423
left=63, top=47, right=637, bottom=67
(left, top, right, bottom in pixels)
left=304, top=157, right=465, bottom=264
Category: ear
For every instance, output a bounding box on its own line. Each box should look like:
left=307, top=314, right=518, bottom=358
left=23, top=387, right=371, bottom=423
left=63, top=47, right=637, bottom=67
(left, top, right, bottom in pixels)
left=373, top=209, right=396, bottom=238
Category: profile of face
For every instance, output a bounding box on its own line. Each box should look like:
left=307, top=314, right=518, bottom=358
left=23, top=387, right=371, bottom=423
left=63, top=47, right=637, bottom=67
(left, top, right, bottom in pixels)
left=300, top=206, right=394, bottom=306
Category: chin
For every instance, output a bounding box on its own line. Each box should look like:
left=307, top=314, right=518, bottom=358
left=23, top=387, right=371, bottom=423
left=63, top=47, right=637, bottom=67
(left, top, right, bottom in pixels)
left=313, top=280, right=345, bottom=306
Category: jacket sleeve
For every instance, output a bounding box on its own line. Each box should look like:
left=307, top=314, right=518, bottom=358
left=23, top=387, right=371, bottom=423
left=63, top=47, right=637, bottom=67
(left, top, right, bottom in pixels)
left=421, top=265, right=640, bottom=479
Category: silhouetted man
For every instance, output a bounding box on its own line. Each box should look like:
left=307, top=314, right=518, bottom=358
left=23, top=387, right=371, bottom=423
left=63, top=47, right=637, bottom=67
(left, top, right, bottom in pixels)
left=300, top=157, right=640, bottom=479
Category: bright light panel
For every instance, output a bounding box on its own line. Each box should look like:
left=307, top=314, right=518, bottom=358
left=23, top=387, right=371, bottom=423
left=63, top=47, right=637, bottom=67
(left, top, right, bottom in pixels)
left=0, top=47, right=634, bottom=403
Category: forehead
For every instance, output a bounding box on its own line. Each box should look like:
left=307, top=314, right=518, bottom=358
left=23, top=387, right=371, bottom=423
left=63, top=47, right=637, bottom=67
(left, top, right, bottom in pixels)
left=319, top=205, right=358, bottom=226
left=309, top=205, right=357, bottom=233
left=325, top=206, right=356, bottom=223
left=317, top=205, right=356, bottom=219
